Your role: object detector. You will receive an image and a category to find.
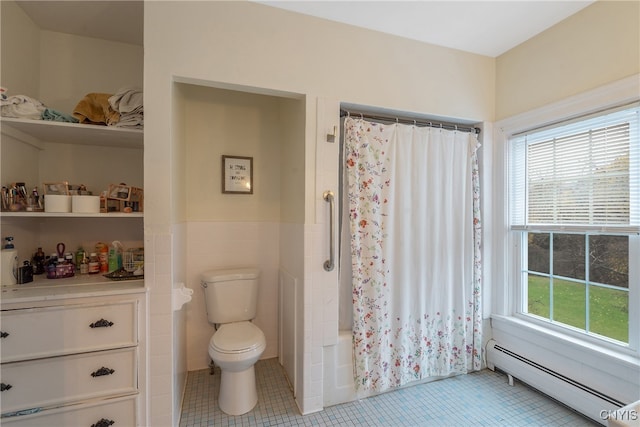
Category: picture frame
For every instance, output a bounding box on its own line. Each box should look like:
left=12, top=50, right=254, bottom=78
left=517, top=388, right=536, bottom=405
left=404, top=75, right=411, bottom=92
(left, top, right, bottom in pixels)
left=108, top=184, right=132, bottom=200
left=222, top=155, right=253, bottom=194
left=43, top=181, right=69, bottom=195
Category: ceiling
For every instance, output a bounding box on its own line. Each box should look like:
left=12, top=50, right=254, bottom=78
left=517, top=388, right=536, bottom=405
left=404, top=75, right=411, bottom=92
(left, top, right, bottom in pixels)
left=16, top=0, right=595, bottom=57
left=259, top=1, right=595, bottom=57
left=16, top=1, right=144, bottom=46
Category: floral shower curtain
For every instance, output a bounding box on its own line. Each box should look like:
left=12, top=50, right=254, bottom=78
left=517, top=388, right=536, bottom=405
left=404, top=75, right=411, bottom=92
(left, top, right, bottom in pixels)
left=344, top=116, right=482, bottom=393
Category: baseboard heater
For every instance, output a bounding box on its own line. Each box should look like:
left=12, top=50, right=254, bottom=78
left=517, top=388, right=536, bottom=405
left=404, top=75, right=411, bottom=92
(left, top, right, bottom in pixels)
left=486, top=339, right=624, bottom=425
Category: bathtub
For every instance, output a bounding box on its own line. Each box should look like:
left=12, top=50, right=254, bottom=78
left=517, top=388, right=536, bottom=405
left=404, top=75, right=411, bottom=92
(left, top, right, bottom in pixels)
left=323, top=330, right=455, bottom=407
left=323, top=331, right=358, bottom=407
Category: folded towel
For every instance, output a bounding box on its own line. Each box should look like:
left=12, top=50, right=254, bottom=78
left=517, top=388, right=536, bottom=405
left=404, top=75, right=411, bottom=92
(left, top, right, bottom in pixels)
left=112, top=113, right=143, bottom=129
left=109, top=87, right=143, bottom=114
left=42, top=108, right=79, bottom=123
left=109, top=87, right=143, bottom=129
left=73, top=93, right=120, bottom=126
left=1, top=95, right=46, bottom=120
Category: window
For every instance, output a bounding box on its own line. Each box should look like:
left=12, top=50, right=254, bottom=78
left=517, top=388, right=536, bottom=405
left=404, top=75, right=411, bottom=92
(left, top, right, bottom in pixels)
left=509, top=102, right=639, bottom=345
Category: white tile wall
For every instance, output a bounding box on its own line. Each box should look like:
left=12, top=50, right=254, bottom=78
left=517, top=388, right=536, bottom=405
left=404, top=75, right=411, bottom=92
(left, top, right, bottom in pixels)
left=184, top=221, right=281, bottom=371
left=147, top=232, right=175, bottom=426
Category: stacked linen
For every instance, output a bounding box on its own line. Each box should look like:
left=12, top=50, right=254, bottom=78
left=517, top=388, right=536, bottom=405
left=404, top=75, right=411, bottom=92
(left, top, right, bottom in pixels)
left=42, top=108, right=78, bottom=123
left=73, top=93, right=120, bottom=125
left=1, top=90, right=77, bottom=123
left=109, top=87, right=143, bottom=129
left=1, top=94, right=46, bottom=120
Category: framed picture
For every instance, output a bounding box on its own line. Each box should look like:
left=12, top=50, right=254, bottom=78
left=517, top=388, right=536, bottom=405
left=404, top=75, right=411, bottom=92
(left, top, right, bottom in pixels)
left=222, top=155, right=253, bottom=194
left=108, top=184, right=132, bottom=200
left=43, top=181, right=69, bottom=195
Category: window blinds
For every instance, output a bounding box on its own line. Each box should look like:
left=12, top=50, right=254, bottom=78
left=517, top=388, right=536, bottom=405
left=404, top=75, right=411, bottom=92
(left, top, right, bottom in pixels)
left=510, top=102, right=640, bottom=233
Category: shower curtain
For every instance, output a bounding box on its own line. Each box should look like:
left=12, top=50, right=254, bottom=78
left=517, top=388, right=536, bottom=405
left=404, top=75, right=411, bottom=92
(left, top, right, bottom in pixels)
left=343, top=116, right=482, bottom=393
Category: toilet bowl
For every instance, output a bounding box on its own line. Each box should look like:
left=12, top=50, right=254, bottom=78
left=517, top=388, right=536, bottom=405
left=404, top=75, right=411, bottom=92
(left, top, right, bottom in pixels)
left=201, top=268, right=264, bottom=415
left=208, top=321, right=266, bottom=415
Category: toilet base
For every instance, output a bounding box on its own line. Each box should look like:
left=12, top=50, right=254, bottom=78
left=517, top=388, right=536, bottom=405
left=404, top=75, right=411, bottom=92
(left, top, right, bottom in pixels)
left=218, top=365, right=258, bottom=415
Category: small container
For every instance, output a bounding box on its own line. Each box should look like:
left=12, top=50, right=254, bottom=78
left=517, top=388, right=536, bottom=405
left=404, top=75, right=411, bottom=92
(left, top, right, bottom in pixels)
left=65, top=253, right=75, bottom=271
left=71, top=195, right=100, bottom=213
left=44, top=195, right=71, bottom=213
left=49, top=256, right=74, bottom=279
left=88, top=252, right=100, bottom=274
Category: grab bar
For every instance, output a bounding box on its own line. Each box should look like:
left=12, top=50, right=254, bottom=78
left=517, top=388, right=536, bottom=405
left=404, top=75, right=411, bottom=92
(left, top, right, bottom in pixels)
left=323, top=190, right=335, bottom=272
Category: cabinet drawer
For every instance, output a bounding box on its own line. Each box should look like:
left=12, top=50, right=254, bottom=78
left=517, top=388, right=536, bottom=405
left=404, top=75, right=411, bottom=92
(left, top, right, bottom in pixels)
left=1, top=395, right=136, bottom=427
left=1, top=347, right=137, bottom=415
left=1, top=301, right=137, bottom=362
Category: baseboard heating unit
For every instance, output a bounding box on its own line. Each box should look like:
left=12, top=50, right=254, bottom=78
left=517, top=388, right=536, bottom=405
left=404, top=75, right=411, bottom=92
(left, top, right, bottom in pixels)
left=486, top=339, right=625, bottom=425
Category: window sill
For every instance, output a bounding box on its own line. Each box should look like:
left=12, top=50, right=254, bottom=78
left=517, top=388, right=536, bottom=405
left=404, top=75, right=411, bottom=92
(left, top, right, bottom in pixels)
left=490, top=314, right=640, bottom=376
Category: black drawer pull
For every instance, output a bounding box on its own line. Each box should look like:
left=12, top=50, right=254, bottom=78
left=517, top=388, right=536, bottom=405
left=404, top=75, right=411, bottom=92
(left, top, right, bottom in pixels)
left=0, top=331, right=9, bottom=338
left=0, top=383, right=12, bottom=392
left=91, top=419, right=115, bottom=427
left=89, top=319, right=114, bottom=328
left=91, top=367, right=115, bottom=377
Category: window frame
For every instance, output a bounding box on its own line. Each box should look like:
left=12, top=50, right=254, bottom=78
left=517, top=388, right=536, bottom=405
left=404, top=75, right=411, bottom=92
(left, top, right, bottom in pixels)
left=514, top=230, right=638, bottom=350
left=495, top=75, right=640, bottom=358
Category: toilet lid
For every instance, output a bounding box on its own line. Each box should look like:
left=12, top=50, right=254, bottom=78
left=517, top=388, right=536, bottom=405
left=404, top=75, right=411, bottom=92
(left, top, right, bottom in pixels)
left=211, top=322, right=265, bottom=353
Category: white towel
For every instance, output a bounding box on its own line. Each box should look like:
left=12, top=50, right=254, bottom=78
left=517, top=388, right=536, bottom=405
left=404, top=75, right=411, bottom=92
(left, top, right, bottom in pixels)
left=109, top=87, right=143, bottom=114
left=109, top=87, right=143, bottom=128
left=1, top=95, right=46, bottom=120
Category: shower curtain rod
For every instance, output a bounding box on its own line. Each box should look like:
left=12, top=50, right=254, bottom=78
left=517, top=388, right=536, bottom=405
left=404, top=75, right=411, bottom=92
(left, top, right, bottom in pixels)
left=340, top=109, right=481, bottom=134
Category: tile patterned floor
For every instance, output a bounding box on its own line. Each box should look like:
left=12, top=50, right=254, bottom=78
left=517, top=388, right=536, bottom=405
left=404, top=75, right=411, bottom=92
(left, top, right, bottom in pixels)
left=179, top=358, right=598, bottom=426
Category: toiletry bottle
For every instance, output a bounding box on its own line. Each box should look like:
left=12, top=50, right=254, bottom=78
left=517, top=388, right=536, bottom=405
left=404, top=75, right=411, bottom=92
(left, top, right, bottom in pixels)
left=64, top=253, right=75, bottom=278
left=80, top=254, right=89, bottom=274
left=88, top=252, right=100, bottom=274
left=96, top=242, right=109, bottom=273
left=108, top=247, right=118, bottom=272
left=75, top=247, right=85, bottom=272
left=1, top=236, right=18, bottom=285
left=33, top=247, right=45, bottom=274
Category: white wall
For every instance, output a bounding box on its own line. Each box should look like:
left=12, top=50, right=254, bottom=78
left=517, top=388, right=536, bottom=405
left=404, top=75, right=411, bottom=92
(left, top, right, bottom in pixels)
left=145, top=1, right=495, bottom=419
left=38, top=30, right=143, bottom=114
left=495, top=0, right=640, bottom=120
left=0, top=1, right=40, bottom=100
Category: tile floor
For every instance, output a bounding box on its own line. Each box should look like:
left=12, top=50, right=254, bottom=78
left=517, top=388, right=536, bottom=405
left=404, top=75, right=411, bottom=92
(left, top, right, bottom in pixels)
left=179, top=358, right=599, bottom=426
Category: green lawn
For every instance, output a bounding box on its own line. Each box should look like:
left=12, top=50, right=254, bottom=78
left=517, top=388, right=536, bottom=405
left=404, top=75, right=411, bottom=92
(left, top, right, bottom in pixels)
left=527, top=274, right=629, bottom=343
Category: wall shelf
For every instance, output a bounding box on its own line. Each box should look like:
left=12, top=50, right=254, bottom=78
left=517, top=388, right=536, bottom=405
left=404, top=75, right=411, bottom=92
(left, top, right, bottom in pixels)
left=0, top=212, right=143, bottom=218
left=1, top=117, right=143, bottom=149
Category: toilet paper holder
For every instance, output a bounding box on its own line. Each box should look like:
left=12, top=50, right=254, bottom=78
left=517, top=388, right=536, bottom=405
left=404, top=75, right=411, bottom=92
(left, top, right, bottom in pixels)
left=173, top=282, right=194, bottom=311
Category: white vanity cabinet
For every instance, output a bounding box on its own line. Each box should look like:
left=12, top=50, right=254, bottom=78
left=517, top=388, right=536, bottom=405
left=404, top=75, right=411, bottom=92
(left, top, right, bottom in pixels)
left=0, top=285, right=147, bottom=426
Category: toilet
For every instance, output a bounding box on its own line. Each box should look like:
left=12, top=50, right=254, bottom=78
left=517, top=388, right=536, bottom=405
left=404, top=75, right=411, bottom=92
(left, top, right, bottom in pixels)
left=201, top=268, right=266, bottom=416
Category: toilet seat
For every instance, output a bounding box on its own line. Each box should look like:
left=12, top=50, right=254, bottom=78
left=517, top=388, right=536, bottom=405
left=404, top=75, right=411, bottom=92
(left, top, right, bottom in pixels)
left=211, top=322, right=265, bottom=354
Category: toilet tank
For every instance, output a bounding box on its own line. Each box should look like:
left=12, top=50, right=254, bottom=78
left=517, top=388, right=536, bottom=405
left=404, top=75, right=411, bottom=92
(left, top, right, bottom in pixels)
left=200, top=268, right=260, bottom=324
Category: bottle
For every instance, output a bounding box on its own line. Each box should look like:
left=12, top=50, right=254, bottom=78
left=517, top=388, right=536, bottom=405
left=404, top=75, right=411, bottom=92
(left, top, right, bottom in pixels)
left=1, top=236, right=18, bottom=285
left=108, top=241, right=124, bottom=273
left=88, top=252, right=100, bottom=274
left=96, top=242, right=109, bottom=273
left=75, top=247, right=85, bottom=272
left=33, top=247, right=46, bottom=275
left=63, top=253, right=75, bottom=278
left=80, top=254, right=89, bottom=275
left=108, top=246, right=118, bottom=273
